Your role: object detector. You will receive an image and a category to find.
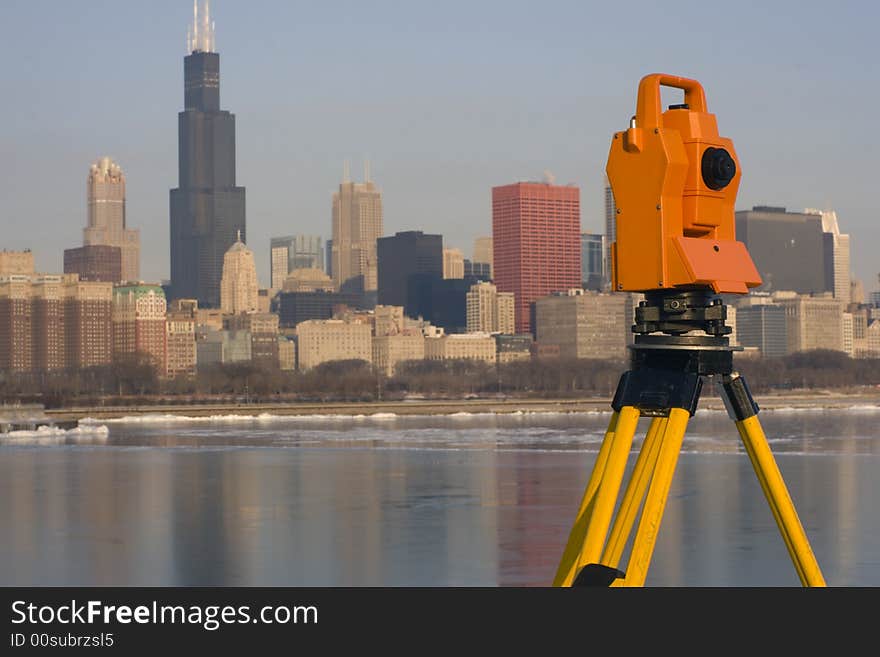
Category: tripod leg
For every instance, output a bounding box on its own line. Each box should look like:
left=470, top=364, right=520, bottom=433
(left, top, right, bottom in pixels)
left=621, top=407, right=690, bottom=587
left=720, top=373, right=825, bottom=587
left=602, top=416, right=668, bottom=569
left=572, top=406, right=641, bottom=574
left=552, top=410, right=621, bottom=586
left=736, top=415, right=826, bottom=587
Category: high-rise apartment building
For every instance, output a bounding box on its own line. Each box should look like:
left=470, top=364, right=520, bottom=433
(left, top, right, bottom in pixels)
left=0, top=275, right=33, bottom=371
left=377, top=231, right=443, bottom=318
left=443, top=248, right=465, bottom=279
left=331, top=165, right=383, bottom=300
left=113, top=284, right=167, bottom=371
left=82, top=157, right=140, bottom=283
left=31, top=276, right=65, bottom=372
left=0, top=274, right=112, bottom=372
left=735, top=207, right=830, bottom=295
left=220, top=234, right=259, bottom=315
left=170, top=2, right=246, bottom=307
left=466, top=281, right=514, bottom=334
left=492, top=181, right=581, bottom=333
left=166, top=300, right=197, bottom=378
left=270, top=235, right=325, bottom=290
left=64, top=276, right=114, bottom=369
left=0, top=250, right=34, bottom=276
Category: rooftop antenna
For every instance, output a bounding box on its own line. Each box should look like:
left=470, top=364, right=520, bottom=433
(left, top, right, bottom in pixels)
left=364, top=158, right=371, bottom=183
left=343, top=159, right=351, bottom=183
left=191, top=0, right=198, bottom=52
left=189, top=0, right=216, bottom=53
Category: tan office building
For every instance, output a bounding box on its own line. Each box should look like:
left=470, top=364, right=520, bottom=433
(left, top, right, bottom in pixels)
left=295, top=319, right=372, bottom=371
left=424, top=332, right=496, bottom=364
left=775, top=293, right=845, bottom=354
left=331, top=167, right=383, bottom=294
left=220, top=234, right=259, bottom=315
left=83, top=157, right=140, bottom=282
left=534, top=290, right=629, bottom=360
left=372, top=334, right=425, bottom=376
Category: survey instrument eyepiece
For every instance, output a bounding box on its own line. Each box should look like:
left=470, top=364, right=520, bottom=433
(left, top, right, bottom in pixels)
left=701, top=147, right=736, bottom=191
left=606, top=74, right=762, bottom=295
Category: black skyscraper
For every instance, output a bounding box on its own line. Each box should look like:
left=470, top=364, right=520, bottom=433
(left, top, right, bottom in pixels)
left=169, top=20, right=245, bottom=308
left=377, top=231, right=442, bottom=318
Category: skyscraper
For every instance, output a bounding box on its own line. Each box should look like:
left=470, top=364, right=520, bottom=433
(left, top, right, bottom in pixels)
left=735, top=206, right=830, bottom=295
left=492, top=181, right=581, bottom=334
left=170, top=1, right=246, bottom=308
left=808, top=209, right=851, bottom=305
left=376, top=230, right=442, bottom=319
left=220, top=233, right=259, bottom=315
left=79, top=157, right=139, bottom=283
left=331, top=163, right=383, bottom=300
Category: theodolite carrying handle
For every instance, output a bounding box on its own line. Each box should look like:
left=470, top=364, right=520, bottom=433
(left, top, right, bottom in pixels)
left=635, top=74, right=708, bottom=129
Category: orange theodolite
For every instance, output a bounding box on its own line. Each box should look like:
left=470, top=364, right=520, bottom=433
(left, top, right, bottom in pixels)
left=607, top=73, right=761, bottom=295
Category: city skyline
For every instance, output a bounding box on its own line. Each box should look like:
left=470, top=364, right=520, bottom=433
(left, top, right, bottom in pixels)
left=0, top=1, right=877, bottom=289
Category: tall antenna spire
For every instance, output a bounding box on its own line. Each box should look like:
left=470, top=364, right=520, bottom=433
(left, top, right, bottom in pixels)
left=364, top=158, right=371, bottom=183
left=188, top=0, right=216, bottom=53
left=343, top=159, right=351, bottom=183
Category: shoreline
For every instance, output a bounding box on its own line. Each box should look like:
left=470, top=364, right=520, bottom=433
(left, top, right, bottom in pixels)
left=41, top=390, right=880, bottom=421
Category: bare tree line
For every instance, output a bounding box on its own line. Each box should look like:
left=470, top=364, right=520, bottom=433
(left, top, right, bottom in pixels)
left=1, top=349, right=878, bottom=408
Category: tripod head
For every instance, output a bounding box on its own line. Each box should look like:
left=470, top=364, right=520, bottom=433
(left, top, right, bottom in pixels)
left=607, top=74, right=761, bottom=296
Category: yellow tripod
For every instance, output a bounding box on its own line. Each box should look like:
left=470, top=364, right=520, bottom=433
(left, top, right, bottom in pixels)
left=553, top=298, right=826, bottom=588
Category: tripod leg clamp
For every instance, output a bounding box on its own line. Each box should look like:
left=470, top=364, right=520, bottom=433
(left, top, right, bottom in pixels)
left=719, top=374, right=760, bottom=421
left=611, top=369, right=702, bottom=417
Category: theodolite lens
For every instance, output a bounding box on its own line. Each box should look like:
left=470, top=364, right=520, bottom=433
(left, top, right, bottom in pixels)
left=701, top=147, right=736, bottom=190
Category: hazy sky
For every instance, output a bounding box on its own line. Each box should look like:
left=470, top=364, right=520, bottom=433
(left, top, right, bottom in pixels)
left=0, top=0, right=877, bottom=289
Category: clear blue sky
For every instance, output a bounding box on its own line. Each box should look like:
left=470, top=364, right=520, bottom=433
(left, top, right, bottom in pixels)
left=0, top=0, right=876, bottom=290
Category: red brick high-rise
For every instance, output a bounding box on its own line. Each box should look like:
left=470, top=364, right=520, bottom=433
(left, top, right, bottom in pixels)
left=492, top=182, right=581, bottom=334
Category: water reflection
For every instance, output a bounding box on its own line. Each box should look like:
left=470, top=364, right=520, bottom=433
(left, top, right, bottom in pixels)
left=1, top=409, right=879, bottom=586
